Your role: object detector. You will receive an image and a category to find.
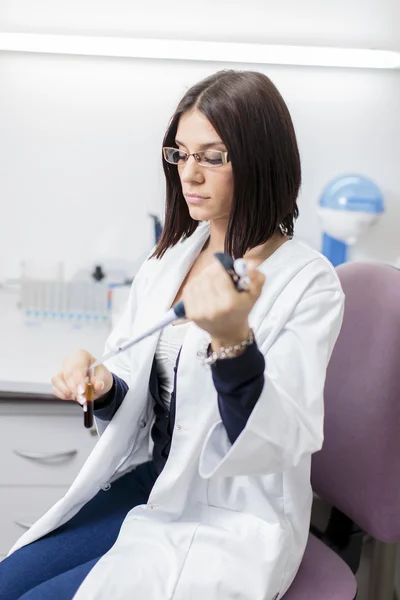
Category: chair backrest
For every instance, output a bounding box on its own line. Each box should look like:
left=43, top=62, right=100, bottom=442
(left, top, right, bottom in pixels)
left=311, top=262, right=400, bottom=543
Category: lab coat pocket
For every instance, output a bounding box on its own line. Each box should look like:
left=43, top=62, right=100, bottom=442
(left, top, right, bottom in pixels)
left=204, top=474, right=291, bottom=598
left=176, top=504, right=289, bottom=600
left=206, top=470, right=285, bottom=522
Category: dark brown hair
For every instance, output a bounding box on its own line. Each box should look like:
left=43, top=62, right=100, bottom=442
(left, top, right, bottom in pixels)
left=152, top=70, right=301, bottom=259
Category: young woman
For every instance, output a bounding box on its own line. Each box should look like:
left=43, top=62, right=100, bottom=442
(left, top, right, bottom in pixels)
left=0, top=70, right=344, bottom=600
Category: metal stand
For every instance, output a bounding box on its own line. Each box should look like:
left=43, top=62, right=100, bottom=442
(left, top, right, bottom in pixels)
left=368, top=540, right=398, bottom=600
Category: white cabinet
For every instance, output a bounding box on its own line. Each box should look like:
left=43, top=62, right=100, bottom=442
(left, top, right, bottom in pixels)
left=0, top=396, right=97, bottom=556
left=0, top=487, right=70, bottom=556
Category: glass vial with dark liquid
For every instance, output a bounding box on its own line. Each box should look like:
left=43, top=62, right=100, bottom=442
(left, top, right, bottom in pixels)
left=84, top=378, right=94, bottom=428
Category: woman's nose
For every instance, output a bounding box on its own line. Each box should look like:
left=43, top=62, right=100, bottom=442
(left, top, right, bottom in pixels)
left=180, top=155, right=204, bottom=183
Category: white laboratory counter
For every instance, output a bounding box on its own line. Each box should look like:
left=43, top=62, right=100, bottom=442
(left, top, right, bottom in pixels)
left=0, top=287, right=110, bottom=396
left=0, top=287, right=110, bottom=556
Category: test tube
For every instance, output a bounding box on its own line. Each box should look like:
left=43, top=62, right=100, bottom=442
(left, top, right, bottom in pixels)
left=84, top=375, right=94, bottom=429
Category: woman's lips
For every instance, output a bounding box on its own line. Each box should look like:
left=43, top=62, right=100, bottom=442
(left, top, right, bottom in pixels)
left=185, top=193, right=209, bottom=204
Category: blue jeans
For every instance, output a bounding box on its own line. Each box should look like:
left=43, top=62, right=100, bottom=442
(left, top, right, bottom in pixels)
left=0, top=461, right=158, bottom=600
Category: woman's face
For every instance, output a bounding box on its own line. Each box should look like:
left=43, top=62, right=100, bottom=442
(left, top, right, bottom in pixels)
left=175, top=109, right=234, bottom=223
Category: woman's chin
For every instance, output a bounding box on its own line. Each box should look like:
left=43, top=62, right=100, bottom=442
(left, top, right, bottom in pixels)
left=187, top=205, right=212, bottom=221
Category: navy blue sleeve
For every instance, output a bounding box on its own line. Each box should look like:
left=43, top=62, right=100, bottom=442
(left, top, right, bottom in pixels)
left=93, top=373, right=129, bottom=421
left=211, top=342, right=265, bottom=444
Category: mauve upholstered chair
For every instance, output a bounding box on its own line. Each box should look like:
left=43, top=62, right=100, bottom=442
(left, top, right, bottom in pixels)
left=283, top=262, right=400, bottom=600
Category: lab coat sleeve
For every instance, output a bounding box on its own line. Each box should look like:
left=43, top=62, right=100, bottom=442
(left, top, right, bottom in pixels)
left=199, top=264, right=345, bottom=478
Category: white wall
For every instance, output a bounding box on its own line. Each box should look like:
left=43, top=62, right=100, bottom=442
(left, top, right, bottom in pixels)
left=0, top=0, right=399, bottom=281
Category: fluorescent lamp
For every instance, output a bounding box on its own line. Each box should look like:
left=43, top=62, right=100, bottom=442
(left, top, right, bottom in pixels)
left=0, top=32, right=399, bottom=69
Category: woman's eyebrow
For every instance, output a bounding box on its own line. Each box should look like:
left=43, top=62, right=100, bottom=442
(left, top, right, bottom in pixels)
left=175, top=139, right=225, bottom=149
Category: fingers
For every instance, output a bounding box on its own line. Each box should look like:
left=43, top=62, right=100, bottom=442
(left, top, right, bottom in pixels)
left=51, top=349, right=111, bottom=406
left=184, top=258, right=265, bottom=322
left=88, top=361, right=113, bottom=396
left=50, top=373, right=85, bottom=405
left=212, top=260, right=239, bottom=293
left=209, top=258, right=265, bottom=303
left=64, top=372, right=106, bottom=401
left=51, top=385, right=71, bottom=401
left=211, top=258, right=264, bottom=298
left=64, top=370, right=88, bottom=400
left=183, top=267, right=225, bottom=322
left=51, top=375, right=106, bottom=405
left=50, top=373, right=74, bottom=401
left=91, top=378, right=106, bottom=394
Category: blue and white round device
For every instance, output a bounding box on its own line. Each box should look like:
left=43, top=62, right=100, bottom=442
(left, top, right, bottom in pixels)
left=318, top=174, right=384, bottom=267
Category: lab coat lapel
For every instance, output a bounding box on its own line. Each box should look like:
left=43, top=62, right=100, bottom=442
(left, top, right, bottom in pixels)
left=139, top=222, right=210, bottom=328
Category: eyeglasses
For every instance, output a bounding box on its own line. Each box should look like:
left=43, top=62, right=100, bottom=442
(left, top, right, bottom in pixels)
left=162, top=147, right=229, bottom=168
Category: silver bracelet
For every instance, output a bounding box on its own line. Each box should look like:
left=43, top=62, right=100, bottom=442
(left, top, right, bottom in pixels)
left=197, top=329, right=255, bottom=366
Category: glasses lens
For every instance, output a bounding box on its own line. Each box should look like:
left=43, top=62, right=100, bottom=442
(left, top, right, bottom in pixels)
left=163, top=147, right=187, bottom=165
left=197, top=150, right=225, bottom=167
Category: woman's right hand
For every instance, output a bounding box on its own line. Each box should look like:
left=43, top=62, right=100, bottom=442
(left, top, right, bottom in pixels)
left=51, top=349, right=113, bottom=405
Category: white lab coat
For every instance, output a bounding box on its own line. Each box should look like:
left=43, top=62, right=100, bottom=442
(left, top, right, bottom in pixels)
left=9, top=222, right=344, bottom=600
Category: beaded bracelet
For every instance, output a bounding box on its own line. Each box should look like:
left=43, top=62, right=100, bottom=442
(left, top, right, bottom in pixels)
left=197, top=329, right=255, bottom=366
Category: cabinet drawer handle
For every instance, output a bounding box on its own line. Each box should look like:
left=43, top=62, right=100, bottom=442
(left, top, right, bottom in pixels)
left=13, top=449, right=78, bottom=462
left=14, top=520, right=33, bottom=530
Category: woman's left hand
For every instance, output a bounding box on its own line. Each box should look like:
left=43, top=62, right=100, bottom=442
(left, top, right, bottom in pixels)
left=182, top=258, right=265, bottom=349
